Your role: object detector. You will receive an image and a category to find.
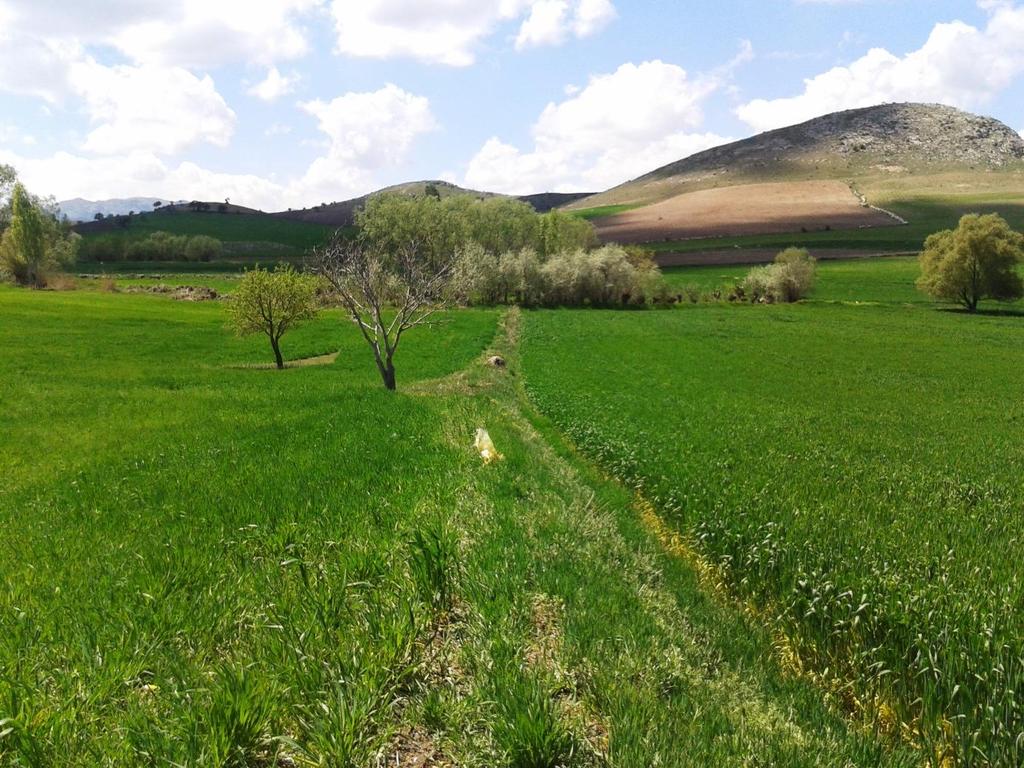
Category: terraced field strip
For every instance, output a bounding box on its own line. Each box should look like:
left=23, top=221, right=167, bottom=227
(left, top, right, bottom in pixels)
left=593, top=180, right=899, bottom=245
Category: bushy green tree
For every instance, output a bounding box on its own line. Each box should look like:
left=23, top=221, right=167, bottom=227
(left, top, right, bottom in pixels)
left=0, top=183, right=79, bottom=287
left=742, top=247, right=816, bottom=304
left=538, top=209, right=598, bottom=256
left=228, top=265, right=321, bottom=369
left=357, top=192, right=598, bottom=268
left=451, top=242, right=501, bottom=305
left=917, top=214, right=1024, bottom=312
left=357, top=194, right=470, bottom=270
left=186, top=235, right=223, bottom=262
left=499, top=247, right=545, bottom=306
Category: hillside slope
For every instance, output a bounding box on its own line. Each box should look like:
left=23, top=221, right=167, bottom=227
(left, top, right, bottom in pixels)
left=574, top=103, right=1024, bottom=210
left=273, top=181, right=596, bottom=227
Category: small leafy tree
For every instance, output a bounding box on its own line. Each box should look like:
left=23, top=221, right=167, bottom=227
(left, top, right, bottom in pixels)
left=228, top=265, right=320, bottom=369
left=0, top=183, right=79, bottom=287
left=917, top=214, right=1024, bottom=312
left=313, top=236, right=453, bottom=391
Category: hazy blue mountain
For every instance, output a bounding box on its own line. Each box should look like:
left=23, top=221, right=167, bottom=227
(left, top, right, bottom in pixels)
left=58, top=197, right=178, bottom=222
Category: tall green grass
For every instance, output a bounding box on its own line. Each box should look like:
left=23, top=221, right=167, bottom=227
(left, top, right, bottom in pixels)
left=0, top=286, right=913, bottom=765
left=521, top=281, right=1024, bottom=764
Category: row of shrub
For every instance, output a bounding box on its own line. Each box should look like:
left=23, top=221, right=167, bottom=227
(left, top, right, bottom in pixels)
left=80, top=231, right=223, bottom=262
left=669, top=248, right=818, bottom=306
left=451, top=243, right=663, bottom=307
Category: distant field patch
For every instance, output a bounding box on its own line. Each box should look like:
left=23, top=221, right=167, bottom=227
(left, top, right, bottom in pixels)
left=593, top=180, right=900, bottom=245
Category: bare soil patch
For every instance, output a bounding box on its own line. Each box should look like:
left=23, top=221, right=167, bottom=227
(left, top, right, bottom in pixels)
left=229, top=352, right=338, bottom=370
left=594, top=180, right=899, bottom=245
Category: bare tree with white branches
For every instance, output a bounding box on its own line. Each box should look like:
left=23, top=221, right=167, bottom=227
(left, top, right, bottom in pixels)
left=312, top=235, right=454, bottom=390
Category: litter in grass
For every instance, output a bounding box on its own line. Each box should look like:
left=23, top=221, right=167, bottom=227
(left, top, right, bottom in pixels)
left=474, top=428, right=502, bottom=464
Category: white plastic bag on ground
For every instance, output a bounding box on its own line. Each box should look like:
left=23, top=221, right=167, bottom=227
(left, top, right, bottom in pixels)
left=474, top=428, right=503, bottom=464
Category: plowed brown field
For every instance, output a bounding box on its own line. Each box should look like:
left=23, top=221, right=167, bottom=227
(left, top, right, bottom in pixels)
left=593, top=180, right=899, bottom=244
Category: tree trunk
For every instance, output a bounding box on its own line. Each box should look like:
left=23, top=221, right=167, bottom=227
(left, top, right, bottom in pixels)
left=380, top=359, right=397, bottom=390
left=271, top=337, right=284, bottom=369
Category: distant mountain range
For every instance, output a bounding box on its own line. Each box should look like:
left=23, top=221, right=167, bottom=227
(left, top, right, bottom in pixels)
left=58, top=197, right=179, bottom=222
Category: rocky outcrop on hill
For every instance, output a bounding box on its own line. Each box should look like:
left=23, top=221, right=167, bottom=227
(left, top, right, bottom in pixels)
left=644, top=104, right=1024, bottom=184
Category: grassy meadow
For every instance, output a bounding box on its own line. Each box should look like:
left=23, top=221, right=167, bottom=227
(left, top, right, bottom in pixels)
left=76, top=211, right=336, bottom=266
left=521, top=262, right=1024, bottom=765
left=0, top=284, right=915, bottom=766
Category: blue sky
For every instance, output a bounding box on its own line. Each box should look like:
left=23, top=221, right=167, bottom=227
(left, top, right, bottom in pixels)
left=1, top=0, right=1022, bottom=209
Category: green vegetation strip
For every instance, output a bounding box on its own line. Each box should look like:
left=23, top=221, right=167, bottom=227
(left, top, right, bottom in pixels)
left=643, top=197, right=1024, bottom=255
left=0, top=287, right=912, bottom=765
left=520, top=289, right=1024, bottom=764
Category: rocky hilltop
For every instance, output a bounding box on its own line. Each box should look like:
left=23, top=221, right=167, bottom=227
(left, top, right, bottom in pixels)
left=576, top=103, right=1024, bottom=208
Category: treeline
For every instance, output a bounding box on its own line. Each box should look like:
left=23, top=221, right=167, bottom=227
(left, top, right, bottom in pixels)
left=80, top=232, right=224, bottom=262
left=356, top=194, right=666, bottom=306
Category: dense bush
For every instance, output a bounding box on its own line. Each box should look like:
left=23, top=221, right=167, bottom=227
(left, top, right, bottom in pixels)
left=80, top=231, right=225, bottom=262
left=742, top=247, right=816, bottom=303
left=452, top=243, right=662, bottom=307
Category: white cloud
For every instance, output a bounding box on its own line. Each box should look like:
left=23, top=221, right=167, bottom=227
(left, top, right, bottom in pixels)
left=330, top=0, right=615, bottom=65
left=1, top=83, right=437, bottom=210
left=0, top=0, right=320, bottom=70
left=109, top=0, right=320, bottom=69
left=69, top=60, right=236, bottom=155
left=248, top=67, right=299, bottom=102
left=516, top=1, right=571, bottom=49
left=0, top=123, right=37, bottom=146
left=464, top=60, right=729, bottom=193
left=0, top=36, right=81, bottom=102
left=297, top=84, right=437, bottom=199
left=0, top=149, right=287, bottom=210
left=572, top=0, right=616, bottom=36
left=737, top=1, right=1024, bottom=132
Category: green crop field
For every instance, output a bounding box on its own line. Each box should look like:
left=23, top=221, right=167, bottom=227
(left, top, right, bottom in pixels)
left=76, top=212, right=340, bottom=265
left=641, top=193, right=1024, bottom=258
left=85, top=211, right=334, bottom=248
left=0, top=284, right=915, bottom=766
left=662, top=256, right=934, bottom=304
left=521, top=265, right=1024, bottom=765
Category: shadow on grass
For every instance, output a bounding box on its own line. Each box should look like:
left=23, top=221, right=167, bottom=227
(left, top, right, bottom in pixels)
left=937, top=306, right=1024, bottom=318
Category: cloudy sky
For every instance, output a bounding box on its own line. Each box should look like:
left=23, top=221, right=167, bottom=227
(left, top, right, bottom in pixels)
left=1, top=0, right=1022, bottom=210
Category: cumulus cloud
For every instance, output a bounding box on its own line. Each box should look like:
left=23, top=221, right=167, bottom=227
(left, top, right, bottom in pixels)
left=297, top=84, right=437, bottom=199
left=248, top=67, right=299, bottom=102
left=330, top=0, right=616, bottom=66
left=69, top=61, right=236, bottom=154
left=515, top=0, right=615, bottom=49
left=1, top=84, right=436, bottom=210
left=0, top=0, right=319, bottom=70
left=737, top=1, right=1024, bottom=132
left=464, top=60, right=730, bottom=193
left=0, top=1, right=316, bottom=155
